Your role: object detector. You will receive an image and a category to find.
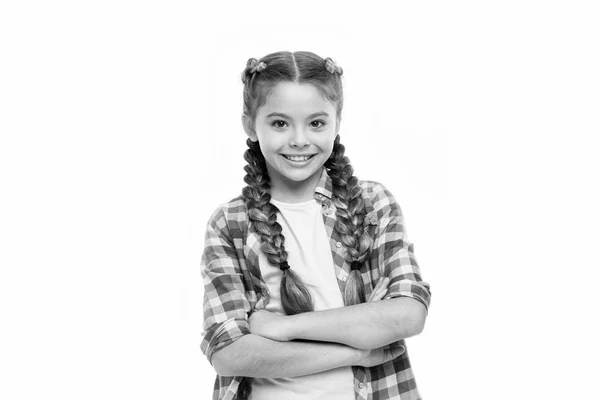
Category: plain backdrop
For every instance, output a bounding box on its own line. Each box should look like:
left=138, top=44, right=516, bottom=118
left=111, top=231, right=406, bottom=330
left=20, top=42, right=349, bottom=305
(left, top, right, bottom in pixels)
left=1, top=1, right=599, bottom=399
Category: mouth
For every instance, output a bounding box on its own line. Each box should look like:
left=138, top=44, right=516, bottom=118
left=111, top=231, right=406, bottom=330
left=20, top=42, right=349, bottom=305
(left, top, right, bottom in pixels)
left=281, top=154, right=316, bottom=162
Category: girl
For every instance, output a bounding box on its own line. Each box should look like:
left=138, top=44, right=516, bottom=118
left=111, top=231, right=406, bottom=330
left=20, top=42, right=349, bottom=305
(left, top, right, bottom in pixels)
left=200, top=51, right=431, bottom=400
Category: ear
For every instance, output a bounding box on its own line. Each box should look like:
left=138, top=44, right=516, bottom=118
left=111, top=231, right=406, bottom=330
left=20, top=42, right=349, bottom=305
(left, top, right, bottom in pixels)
left=335, top=116, right=342, bottom=135
left=242, top=114, right=258, bottom=142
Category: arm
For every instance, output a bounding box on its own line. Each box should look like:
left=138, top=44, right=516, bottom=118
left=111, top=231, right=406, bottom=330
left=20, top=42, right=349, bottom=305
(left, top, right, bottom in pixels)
left=213, top=331, right=406, bottom=378
left=200, top=206, right=253, bottom=365
left=311, top=182, right=431, bottom=348
left=249, top=296, right=425, bottom=350
left=286, top=296, right=426, bottom=349
left=211, top=333, right=360, bottom=378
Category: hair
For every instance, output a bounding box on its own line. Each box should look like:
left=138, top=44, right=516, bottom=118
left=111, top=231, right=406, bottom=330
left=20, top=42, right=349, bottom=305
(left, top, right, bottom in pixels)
left=240, top=51, right=371, bottom=315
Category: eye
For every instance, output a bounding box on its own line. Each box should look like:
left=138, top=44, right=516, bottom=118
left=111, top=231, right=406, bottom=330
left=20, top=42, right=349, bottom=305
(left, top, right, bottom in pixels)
left=271, top=120, right=288, bottom=129
left=310, top=120, right=326, bottom=128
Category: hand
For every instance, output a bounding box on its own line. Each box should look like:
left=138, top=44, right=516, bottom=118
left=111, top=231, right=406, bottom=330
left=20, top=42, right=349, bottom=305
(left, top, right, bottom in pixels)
left=367, top=276, right=390, bottom=302
left=248, top=309, right=293, bottom=342
left=355, top=342, right=406, bottom=367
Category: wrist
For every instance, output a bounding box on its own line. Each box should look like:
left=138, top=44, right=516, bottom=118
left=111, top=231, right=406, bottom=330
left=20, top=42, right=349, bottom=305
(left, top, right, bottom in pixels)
left=350, top=346, right=365, bottom=366
left=282, top=313, right=300, bottom=341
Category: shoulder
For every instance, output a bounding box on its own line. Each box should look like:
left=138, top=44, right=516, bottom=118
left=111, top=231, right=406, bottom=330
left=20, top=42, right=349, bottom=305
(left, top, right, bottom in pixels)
left=357, top=179, right=403, bottom=220
left=357, top=179, right=389, bottom=198
left=206, top=194, right=249, bottom=237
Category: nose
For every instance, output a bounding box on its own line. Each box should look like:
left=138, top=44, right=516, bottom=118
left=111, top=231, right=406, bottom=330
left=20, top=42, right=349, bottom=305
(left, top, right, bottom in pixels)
left=290, top=128, right=310, bottom=147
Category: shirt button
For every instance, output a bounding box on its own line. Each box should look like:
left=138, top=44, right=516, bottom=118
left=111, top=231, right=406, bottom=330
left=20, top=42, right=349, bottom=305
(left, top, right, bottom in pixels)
left=335, top=241, right=342, bottom=248
left=358, top=382, right=365, bottom=389
left=342, top=276, right=348, bottom=282
left=325, top=208, right=333, bottom=215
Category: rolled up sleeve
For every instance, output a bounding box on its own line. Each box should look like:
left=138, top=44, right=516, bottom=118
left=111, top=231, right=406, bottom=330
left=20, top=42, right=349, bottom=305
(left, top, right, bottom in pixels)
left=200, top=207, right=252, bottom=365
left=371, top=183, right=432, bottom=311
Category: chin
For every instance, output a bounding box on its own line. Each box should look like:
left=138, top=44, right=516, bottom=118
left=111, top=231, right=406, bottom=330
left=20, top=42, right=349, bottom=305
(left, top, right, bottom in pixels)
left=283, top=172, right=313, bottom=182
left=281, top=168, right=319, bottom=180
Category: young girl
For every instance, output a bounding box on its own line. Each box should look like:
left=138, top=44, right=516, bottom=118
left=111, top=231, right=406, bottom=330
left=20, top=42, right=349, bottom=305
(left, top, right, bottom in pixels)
left=200, top=51, right=431, bottom=400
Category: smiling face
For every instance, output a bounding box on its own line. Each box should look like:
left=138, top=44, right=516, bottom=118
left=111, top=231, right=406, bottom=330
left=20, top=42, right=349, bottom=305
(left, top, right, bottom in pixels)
left=243, top=82, right=340, bottom=202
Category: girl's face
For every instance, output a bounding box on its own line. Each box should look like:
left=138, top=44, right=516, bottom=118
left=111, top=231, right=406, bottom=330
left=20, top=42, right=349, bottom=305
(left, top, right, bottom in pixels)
left=245, top=82, right=340, bottom=200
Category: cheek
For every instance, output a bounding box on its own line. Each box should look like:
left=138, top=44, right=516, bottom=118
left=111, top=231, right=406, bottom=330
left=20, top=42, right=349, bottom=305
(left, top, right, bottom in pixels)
left=321, top=137, right=336, bottom=156
left=325, top=146, right=335, bottom=160
left=257, top=141, right=281, bottom=159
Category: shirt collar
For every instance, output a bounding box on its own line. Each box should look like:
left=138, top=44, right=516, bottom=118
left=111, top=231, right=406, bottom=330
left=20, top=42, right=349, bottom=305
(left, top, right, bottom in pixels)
left=313, top=167, right=377, bottom=224
left=314, top=167, right=333, bottom=200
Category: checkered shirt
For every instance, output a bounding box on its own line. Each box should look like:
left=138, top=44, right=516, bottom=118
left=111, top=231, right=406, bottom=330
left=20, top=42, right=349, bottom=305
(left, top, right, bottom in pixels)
left=200, top=168, right=432, bottom=400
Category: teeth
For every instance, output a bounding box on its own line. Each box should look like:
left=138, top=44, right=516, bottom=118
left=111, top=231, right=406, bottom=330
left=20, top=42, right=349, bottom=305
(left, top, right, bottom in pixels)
left=285, top=155, right=311, bottom=161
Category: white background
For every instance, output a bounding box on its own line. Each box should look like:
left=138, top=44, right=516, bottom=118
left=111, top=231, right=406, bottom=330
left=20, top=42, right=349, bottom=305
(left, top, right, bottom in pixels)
left=1, top=1, right=599, bottom=399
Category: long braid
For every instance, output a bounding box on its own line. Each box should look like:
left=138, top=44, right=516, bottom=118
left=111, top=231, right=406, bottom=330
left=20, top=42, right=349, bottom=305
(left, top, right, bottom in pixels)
left=241, top=138, right=314, bottom=315
left=325, top=135, right=372, bottom=306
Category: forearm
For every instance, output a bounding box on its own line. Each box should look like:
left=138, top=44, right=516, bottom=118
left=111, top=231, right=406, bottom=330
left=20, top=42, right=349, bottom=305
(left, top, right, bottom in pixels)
left=211, top=333, right=360, bottom=378
left=286, top=297, right=426, bottom=349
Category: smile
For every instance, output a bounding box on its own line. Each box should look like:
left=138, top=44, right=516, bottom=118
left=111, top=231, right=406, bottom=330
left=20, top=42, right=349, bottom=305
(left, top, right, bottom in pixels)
left=282, top=154, right=316, bottom=162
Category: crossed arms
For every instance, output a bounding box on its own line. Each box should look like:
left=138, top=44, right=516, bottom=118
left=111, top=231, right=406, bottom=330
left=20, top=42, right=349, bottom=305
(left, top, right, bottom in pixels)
left=211, top=287, right=427, bottom=378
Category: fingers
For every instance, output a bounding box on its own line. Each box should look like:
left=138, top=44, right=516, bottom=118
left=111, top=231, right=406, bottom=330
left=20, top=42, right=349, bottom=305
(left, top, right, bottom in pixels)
left=368, top=277, right=385, bottom=301
left=358, top=343, right=406, bottom=368
left=372, top=276, right=385, bottom=292
left=366, top=343, right=405, bottom=367
left=368, top=277, right=390, bottom=302
left=388, top=345, right=406, bottom=360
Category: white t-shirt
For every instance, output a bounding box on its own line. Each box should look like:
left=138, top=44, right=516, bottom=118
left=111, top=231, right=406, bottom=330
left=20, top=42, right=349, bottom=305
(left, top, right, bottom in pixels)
left=251, top=198, right=355, bottom=400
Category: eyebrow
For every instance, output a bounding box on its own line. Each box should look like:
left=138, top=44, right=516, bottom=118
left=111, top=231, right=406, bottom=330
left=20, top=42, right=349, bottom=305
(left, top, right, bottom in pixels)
left=266, top=112, right=330, bottom=119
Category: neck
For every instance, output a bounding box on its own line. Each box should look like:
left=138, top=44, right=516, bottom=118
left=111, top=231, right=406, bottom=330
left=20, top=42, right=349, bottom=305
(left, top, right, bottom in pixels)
left=268, top=166, right=324, bottom=203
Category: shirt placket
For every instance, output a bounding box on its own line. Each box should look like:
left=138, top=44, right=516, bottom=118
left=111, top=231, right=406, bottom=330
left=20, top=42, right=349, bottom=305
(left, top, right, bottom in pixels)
left=316, top=193, right=350, bottom=286
left=353, top=366, right=370, bottom=400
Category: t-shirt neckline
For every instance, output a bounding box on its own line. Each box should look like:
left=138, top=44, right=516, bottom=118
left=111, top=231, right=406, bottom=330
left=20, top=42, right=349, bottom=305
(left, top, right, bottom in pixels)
left=270, top=197, right=317, bottom=209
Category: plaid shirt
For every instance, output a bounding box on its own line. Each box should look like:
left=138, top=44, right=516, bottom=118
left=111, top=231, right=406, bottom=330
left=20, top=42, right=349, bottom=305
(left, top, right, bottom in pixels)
left=200, top=168, right=432, bottom=400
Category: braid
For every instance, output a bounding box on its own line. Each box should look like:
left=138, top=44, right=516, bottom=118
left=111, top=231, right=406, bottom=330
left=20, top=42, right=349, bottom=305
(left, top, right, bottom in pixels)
left=325, top=135, right=372, bottom=306
left=241, top=138, right=314, bottom=315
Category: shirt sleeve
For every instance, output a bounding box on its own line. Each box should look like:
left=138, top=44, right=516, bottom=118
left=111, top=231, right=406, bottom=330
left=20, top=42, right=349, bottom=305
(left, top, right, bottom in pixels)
left=199, top=206, right=252, bottom=365
left=371, top=183, right=432, bottom=311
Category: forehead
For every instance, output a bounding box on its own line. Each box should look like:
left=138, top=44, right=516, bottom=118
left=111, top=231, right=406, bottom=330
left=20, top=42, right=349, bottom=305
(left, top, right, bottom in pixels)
left=258, top=82, right=336, bottom=117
